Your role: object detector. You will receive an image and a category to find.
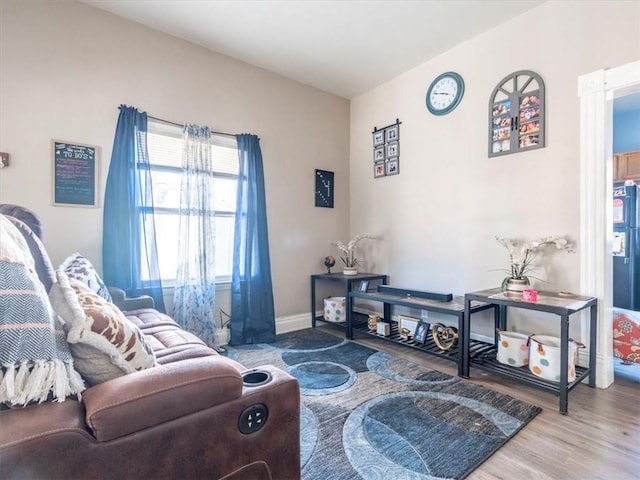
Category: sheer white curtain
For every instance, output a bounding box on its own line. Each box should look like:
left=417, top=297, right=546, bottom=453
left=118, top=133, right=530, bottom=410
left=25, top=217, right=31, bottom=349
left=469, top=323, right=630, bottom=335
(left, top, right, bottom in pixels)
left=172, top=124, right=216, bottom=346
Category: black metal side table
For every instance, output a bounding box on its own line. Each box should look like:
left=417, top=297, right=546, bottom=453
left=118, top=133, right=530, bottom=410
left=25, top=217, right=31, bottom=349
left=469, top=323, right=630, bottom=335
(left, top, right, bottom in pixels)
left=310, top=273, right=387, bottom=328
left=463, top=288, right=598, bottom=414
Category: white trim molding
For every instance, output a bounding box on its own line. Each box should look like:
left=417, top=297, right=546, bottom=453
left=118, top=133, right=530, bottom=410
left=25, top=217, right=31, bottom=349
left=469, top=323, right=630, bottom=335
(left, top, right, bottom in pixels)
left=578, top=60, right=640, bottom=388
left=216, top=313, right=311, bottom=346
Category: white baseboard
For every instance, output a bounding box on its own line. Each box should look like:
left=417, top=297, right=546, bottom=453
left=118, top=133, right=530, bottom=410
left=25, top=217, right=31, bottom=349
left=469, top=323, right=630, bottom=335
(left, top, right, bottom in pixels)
left=216, top=313, right=312, bottom=346
left=277, top=312, right=313, bottom=334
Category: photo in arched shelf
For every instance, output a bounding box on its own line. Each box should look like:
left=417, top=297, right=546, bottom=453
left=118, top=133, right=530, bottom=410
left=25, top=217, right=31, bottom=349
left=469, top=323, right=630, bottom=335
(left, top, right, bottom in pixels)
left=488, top=70, right=545, bottom=157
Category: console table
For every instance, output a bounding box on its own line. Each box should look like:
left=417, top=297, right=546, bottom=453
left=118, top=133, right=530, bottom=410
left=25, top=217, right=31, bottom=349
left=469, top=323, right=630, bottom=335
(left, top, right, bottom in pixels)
left=463, top=288, right=598, bottom=414
left=348, top=286, right=493, bottom=376
left=310, top=273, right=388, bottom=328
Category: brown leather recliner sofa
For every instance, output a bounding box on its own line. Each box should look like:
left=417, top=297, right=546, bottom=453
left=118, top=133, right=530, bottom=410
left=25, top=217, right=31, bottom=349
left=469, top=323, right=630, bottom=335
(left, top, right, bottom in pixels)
left=0, top=205, right=301, bottom=480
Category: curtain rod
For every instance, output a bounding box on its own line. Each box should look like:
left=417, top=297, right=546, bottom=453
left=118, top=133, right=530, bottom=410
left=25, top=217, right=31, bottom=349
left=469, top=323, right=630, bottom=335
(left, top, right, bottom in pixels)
left=148, top=114, right=236, bottom=139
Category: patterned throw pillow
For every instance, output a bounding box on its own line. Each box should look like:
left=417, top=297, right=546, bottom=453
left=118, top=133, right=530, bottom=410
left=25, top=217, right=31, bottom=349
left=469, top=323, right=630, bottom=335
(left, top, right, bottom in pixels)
left=50, top=270, right=157, bottom=386
left=60, top=253, right=112, bottom=302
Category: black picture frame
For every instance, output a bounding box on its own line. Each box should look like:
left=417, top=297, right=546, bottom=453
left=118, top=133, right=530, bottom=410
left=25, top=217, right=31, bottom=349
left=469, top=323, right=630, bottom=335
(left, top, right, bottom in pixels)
left=414, top=321, right=430, bottom=344
left=315, top=169, right=334, bottom=208
left=358, top=280, right=369, bottom=292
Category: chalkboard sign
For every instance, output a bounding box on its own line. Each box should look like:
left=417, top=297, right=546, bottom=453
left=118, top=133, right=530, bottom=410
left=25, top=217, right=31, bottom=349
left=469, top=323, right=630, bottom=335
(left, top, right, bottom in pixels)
left=52, top=140, right=99, bottom=207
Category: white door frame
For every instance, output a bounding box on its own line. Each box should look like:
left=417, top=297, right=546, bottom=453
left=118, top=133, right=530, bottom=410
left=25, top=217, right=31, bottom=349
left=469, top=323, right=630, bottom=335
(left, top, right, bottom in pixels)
left=579, top=60, right=640, bottom=388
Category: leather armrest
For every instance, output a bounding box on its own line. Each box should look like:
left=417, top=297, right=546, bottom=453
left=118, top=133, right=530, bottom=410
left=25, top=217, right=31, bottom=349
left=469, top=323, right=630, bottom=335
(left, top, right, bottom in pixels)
left=107, top=286, right=155, bottom=311
left=81, top=356, right=243, bottom=442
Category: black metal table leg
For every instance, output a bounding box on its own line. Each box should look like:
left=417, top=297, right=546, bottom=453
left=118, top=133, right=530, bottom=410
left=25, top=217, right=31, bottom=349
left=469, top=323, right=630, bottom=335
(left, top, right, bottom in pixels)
left=310, top=277, right=317, bottom=328
left=346, top=291, right=353, bottom=340
left=462, top=297, right=471, bottom=378
left=589, top=304, right=597, bottom=387
left=559, top=314, right=569, bottom=415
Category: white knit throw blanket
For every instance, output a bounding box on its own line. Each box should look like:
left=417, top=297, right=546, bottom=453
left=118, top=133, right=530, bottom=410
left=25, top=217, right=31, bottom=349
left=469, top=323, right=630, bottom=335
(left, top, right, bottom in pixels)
left=0, top=215, right=84, bottom=406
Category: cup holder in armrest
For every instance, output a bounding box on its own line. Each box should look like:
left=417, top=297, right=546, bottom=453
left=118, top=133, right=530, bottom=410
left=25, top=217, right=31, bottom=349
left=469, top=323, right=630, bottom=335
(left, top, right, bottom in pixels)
left=242, top=369, right=272, bottom=387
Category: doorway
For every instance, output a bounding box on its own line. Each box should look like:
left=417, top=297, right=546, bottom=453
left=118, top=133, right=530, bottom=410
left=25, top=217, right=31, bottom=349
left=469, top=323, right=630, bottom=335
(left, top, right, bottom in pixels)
left=579, top=60, right=640, bottom=388
left=611, top=92, right=640, bottom=382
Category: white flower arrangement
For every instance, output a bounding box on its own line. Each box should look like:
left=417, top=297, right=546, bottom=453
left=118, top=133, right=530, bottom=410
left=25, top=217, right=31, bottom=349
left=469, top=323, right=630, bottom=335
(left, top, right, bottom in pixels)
left=334, top=233, right=377, bottom=268
left=495, top=235, right=575, bottom=284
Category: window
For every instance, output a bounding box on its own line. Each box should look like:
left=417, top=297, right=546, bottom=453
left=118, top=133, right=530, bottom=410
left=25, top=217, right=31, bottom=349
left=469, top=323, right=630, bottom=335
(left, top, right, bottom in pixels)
left=143, top=119, right=238, bottom=284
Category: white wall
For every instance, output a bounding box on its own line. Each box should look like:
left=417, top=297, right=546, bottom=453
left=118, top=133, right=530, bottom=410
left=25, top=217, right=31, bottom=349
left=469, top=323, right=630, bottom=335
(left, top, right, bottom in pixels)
left=0, top=1, right=350, bottom=322
left=350, top=0, right=640, bottom=337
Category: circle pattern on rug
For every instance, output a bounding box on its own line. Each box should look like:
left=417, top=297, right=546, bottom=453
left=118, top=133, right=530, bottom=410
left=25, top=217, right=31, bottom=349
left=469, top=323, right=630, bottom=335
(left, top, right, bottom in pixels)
left=300, top=403, right=318, bottom=469
left=343, top=391, right=524, bottom=479
left=287, top=361, right=357, bottom=396
left=367, top=351, right=457, bottom=386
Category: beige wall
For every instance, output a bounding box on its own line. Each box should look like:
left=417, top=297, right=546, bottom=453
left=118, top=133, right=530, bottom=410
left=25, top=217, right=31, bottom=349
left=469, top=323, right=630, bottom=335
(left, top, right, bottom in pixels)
left=350, top=0, right=640, bottom=336
left=2, top=1, right=639, bottom=338
left=0, top=1, right=350, bottom=322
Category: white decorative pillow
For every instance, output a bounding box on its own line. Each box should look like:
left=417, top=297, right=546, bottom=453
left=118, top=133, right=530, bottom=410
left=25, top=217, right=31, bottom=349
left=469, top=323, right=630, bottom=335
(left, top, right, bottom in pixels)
left=60, top=253, right=112, bottom=302
left=50, top=270, right=157, bottom=386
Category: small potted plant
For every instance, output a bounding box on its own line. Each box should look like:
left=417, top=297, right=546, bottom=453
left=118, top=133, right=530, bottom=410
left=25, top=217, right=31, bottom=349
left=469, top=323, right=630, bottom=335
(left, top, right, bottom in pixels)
left=495, top=235, right=574, bottom=292
left=334, top=233, right=377, bottom=275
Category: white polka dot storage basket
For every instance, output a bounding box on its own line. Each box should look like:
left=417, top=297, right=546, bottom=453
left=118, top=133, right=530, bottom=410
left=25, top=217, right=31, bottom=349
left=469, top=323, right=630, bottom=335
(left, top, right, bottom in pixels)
left=323, top=296, right=346, bottom=323
left=496, top=330, right=531, bottom=367
left=528, top=335, right=581, bottom=382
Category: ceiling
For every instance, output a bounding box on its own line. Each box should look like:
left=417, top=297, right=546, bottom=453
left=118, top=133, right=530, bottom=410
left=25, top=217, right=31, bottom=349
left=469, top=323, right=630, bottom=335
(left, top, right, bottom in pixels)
left=83, top=0, right=546, bottom=99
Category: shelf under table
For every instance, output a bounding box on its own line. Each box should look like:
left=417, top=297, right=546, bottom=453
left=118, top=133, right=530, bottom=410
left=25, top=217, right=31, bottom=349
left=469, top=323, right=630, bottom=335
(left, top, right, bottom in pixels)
left=469, top=341, right=591, bottom=394
left=351, top=313, right=460, bottom=362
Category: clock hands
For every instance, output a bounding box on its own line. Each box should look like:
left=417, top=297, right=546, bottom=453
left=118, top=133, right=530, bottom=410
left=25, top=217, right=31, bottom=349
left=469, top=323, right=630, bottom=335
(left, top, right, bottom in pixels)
left=426, top=72, right=464, bottom=115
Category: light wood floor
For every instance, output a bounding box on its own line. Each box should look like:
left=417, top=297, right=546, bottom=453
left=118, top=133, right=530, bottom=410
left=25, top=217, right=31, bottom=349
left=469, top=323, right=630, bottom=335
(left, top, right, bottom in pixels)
left=317, top=325, right=640, bottom=480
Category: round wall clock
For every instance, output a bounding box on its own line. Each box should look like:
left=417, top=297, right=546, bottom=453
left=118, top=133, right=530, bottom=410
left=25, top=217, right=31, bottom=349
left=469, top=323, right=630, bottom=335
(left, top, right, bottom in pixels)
left=426, top=71, right=465, bottom=116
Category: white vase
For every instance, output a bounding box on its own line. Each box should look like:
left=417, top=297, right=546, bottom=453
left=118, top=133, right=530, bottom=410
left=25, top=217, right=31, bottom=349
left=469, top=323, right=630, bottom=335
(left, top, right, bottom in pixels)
left=343, top=267, right=358, bottom=276
left=504, top=278, right=529, bottom=293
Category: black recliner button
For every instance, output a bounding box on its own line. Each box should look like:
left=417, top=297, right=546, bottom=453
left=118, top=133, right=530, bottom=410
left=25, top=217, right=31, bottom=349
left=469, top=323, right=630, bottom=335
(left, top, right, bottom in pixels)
left=238, top=404, right=268, bottom=434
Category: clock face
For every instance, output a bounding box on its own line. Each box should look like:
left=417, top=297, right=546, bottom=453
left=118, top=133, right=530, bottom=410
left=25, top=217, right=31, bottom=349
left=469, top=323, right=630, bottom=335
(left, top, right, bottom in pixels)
left=426, top=72, right=465, bottom=115
left=315, top=169, right=334, bottom=208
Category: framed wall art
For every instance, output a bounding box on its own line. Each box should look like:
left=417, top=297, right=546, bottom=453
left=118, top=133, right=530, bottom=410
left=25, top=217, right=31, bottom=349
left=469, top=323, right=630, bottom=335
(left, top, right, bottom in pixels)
left=386, top=159, right=399, bottom=176
left=488, top=70, right=545, bottom=157
left=386, top=142, right=399, bottom=159
left=52, top=140, right=100, bottom=207
left=373, top=130, right=385, bottom=147
left=372, top=119, right=401, bottom=178
left=385, top=124, right=399, bottom=143
left=374, top=146, right=385, bottom=162
left=315, top=169, right=334, bottom=208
